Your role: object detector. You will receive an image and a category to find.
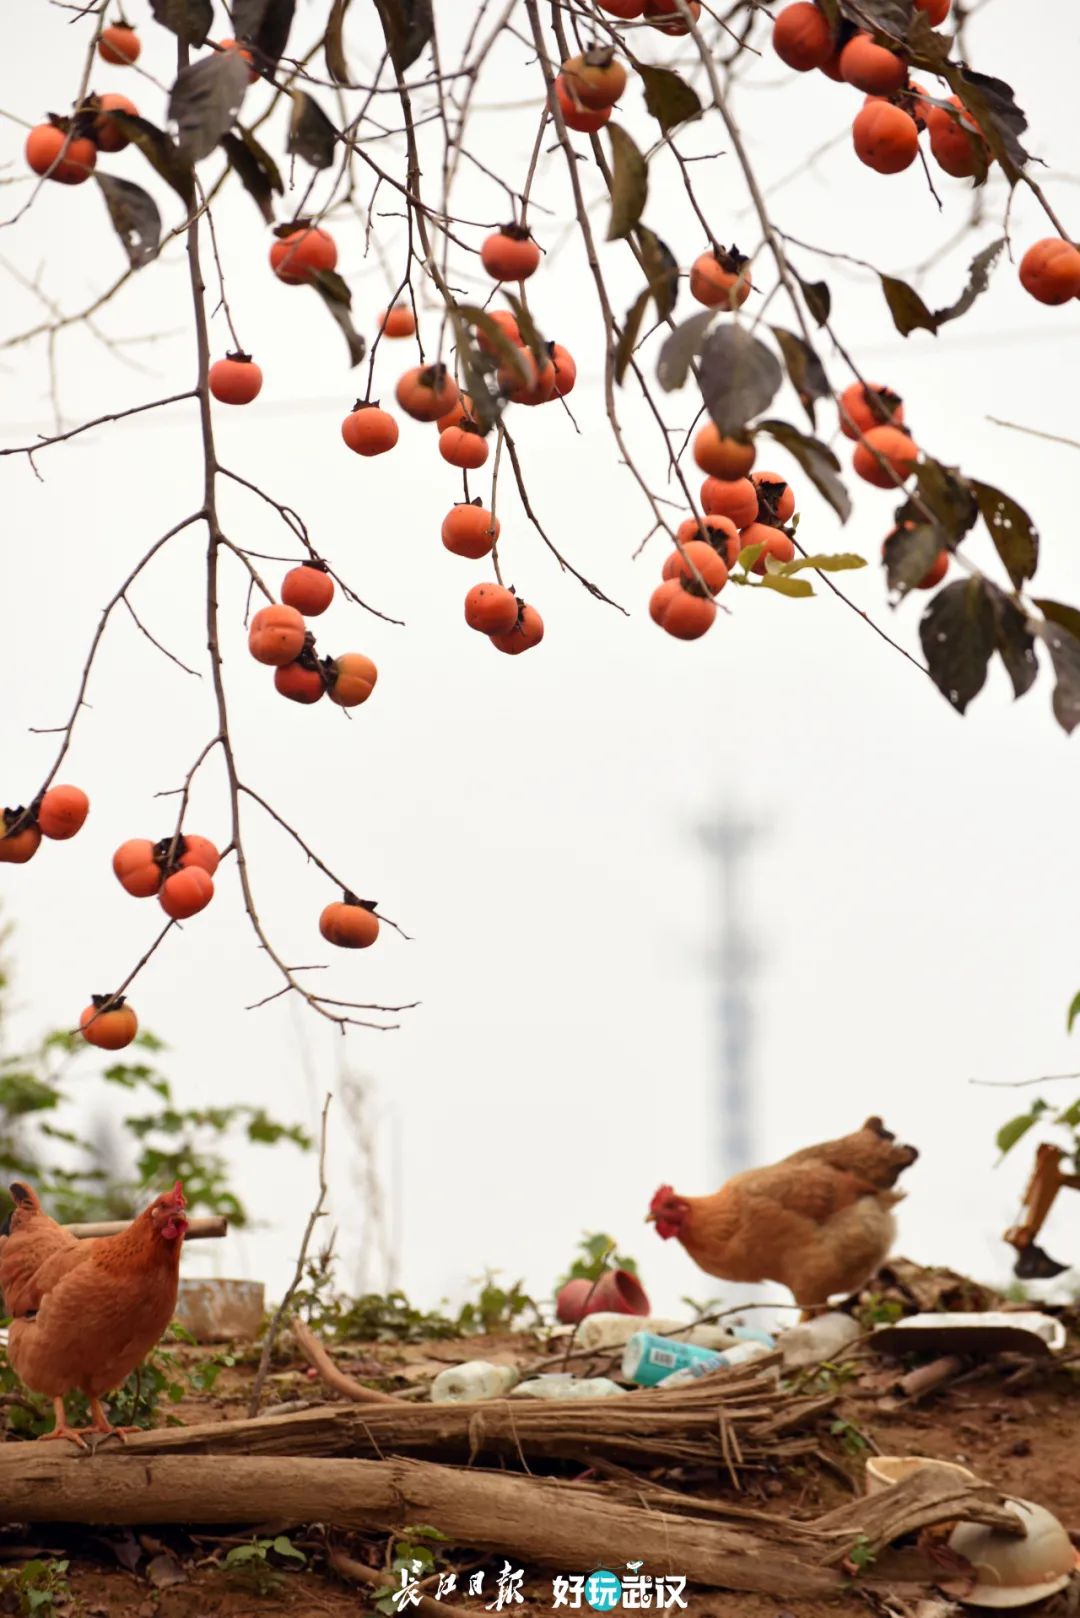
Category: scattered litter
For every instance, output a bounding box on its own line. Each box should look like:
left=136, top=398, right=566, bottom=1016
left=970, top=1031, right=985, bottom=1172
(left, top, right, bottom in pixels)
left=657, top=1341, right=776, bottom=1387
left=510, top=1374, right=625, bottom=1400
left=865, top=1455, right=977, bottom=1496
left=555, top=1269, right=650, bottom=1324
left=944, top=1499, right=1078, bottom=1608
left=779, top=1311, right=862, bottom=1368
left=430, top=1361, right=519, bottom=1403
left=575, top=1312, right=741, bottom=1353
left=872, top=1312, right=1066, bottom=1360
left=174, top=1278, right=265, bottom=1343
left=622, top=1330, right=773, bottom=1387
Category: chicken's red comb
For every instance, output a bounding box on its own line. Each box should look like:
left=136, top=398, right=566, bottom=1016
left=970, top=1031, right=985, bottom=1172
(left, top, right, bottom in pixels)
left=649, top=1183, right=674, bottom=1213
left=162, top=1180, right=186, bottom=1208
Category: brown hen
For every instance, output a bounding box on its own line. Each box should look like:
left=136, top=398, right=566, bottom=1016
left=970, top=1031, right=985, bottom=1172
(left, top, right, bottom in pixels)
left=648, top=1117, right=918, bottom=1315
left=0, top=1180, right=187, bottom=1446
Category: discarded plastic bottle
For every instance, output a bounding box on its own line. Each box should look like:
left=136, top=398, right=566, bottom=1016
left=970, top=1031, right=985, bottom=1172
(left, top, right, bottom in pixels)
left=656, top=1340, right=775, bottom=1387
left=622, top=1332, right=723, bottom=1387
left=430, top=1361, right=519, bottom=1403
left=778, top=1311, right=862, bottom=1369
left=576, top=1313, right=742, bottom=1354
left=511, top=1374, right=625, bottom=1400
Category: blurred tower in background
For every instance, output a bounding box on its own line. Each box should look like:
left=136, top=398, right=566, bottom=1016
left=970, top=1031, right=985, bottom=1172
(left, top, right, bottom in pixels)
left=699, top=810, right=764, bottom=1181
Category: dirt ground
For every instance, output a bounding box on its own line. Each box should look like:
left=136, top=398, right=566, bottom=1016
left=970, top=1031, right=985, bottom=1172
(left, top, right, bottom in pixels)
left=2, top=1305, right=1080, bottom=1618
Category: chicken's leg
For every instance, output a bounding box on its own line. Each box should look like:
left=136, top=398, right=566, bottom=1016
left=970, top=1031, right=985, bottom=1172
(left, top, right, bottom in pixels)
left=37, top=1396, right=89, bottom=1450
left=85, top=1396, right=140, bottom=1442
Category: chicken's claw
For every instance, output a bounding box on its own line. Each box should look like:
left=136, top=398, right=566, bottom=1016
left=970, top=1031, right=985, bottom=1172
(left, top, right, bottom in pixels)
left=86, top=1398, right=141, bottom=1442
left=38, top=1424, right=90, bottom=1451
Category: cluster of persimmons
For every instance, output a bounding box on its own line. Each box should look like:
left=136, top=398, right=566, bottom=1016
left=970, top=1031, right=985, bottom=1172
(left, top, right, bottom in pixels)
left=769, top=2, right=1080, bottom=303
left=16, top=0, right=1078, bottom=1037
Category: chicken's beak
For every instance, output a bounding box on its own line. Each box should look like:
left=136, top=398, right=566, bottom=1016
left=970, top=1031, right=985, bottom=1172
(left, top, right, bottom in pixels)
left=644, top=1211, right=656, bottom=1224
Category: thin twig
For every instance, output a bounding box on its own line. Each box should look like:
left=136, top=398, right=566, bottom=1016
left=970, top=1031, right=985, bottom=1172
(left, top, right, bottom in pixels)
left=248, top=1093, right=332, bottom=1418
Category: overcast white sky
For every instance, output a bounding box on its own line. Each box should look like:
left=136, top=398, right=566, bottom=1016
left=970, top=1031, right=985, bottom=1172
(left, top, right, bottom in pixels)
left=4, top=1, right=1080, bottom=1323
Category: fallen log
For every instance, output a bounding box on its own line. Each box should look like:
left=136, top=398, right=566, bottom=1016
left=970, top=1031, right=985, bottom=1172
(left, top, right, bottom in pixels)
left=0, top=1453, right=841, bottom=1597
left=813, top=1467, right=1024, bottom=1560
left=49, top=1372, right=831, bottom=1474
left=0, top=1452, right=1019, bottom=1598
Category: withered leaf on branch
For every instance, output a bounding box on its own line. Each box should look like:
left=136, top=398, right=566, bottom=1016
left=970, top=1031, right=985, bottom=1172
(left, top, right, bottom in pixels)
left=911, top=459, right=979, bottom=542
left=310, top=270, right=366, bottom=367
left=615, top=289, right=650, bottom=386
left=919, top=577, right=996, bottom=715
left=883, top=522, right=942, bottom=599
left=880, top=239, right=1005, bottom=337
left=635, top=226, right=679, bottom=320
left=904, top=9, right=951, bottom=68
left=836, top=0, right=912, bottom=35
left=149, top=0, right=212, bottom=46
left=220, top=130, right=283, bottom=224
left=987, top=584, right=1038, bottom=701
left=95, top=175, right=162, bottom=269
left=637, top=65, right=701, bottom=134
left=371, top=0, right=435, bottom=74
left=880, top=275, right=936, bottom=338
left=232, top=0, right=296, bottom=69
left=232, top=0, right=274, bottom=37
left=1035, top=599, right=1080, bottom=644
left=288, top=92, right=338, bottom=170
left=616, top=230, right=680, bottom=385
left=455, top=306, right=532, bottom=389
left=169, top=52, right=250, bottom=163
left=501, top=291, right=547, bottom=367
left=948, top=66, right=1031, bottom=178
left=454, top=343, right=504, bottom=435
left=771, top=326, right=829, bottom=427
left=757, top=420, right=851, bottom=524
left=1037, top=617, right=1080, bottom=735
left=105, top=112, right=194, bottom=207
left=698, top=325, right=782, bottom=437
left=971, top=480, right=1039, bottom=590
left=606, top=124, right=649, bottom=241
left=934, top=237, right=1006, bottom=324
left=655, top=309, right=715, bottom=392
left=325, top=0, right=353, bottom=84
left=794, top=269, right=831, bottom=328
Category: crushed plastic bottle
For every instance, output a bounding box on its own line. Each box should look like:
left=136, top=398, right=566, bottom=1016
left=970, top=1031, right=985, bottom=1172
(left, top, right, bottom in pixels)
left=576, top=1313, right=741, bottom=1354
left=778, top=1311, right=862, bottom=1369
left=622, top=1331, right=723, bottom=1387
left=656, top=1340, right=776, bottom=1387
left=511, top=1373, right=625, bottom=1400
left=430, top=1360, right=519, bottom=1403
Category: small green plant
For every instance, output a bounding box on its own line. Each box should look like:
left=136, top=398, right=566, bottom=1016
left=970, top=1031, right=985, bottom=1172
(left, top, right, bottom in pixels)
left=223, top=1536, right=306, bottom=1596
left=855, top=1293, right=904, bottom=1329
left=842, top=1535, right=878, bottom=1578
left=795, top=1358, right=860, bottom=1400
left=996, top=1095, right=1080, bottom=1169
left=294, top=1248, right=539, bottom=1344
left=373, top=1527, right=449, bottom=1617
left=830, top=1416, right=871, bottom=1457
left=0, top=1557, right=72, bottom=1616
left=559, top=1231, right=639, bottom=1287
left=454, top=1272, right=540, bottom=1335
